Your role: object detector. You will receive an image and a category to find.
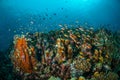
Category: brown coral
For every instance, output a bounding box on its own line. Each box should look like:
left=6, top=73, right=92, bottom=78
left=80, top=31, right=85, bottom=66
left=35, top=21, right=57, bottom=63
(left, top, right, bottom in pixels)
left=93, top=71, right=119, bottom=80
left=74, top=58, right=91, bottom=72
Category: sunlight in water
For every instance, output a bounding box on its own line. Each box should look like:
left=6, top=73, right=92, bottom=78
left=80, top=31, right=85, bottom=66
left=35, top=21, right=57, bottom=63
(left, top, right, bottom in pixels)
left=70, top=0, right=102, bottom=6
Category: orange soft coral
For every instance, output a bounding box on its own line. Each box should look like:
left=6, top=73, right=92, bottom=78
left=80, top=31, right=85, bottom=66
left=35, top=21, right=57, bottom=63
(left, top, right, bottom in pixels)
left=11, top=37, right=37, bottom=73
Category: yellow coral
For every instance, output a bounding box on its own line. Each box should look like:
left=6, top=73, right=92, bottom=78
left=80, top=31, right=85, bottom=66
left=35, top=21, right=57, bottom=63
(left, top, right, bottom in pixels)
left=65, top=39, right=70, bottom=45
left=79, top=76, right=85, bottom=80
left=99, top=56, right=104, bottom=63
left=56, top=38, right=74, bottom=63
left=67, top=45, right=73, bottom=59
left=93, top=71, right=100, bottom=78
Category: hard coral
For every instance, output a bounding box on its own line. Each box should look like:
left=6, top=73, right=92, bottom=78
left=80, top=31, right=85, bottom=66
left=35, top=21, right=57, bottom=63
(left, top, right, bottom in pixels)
left=93, top=71, right=119, bottom=80
left=11, top=36, right=37, bottom=73
left=74, top=58, right=91, bottom=72
left=55, top=38, right=73, bottom=63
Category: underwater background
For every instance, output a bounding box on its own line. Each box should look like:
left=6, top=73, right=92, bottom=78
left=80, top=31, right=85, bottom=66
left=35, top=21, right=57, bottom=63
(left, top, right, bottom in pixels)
left=0, top=0, right=120, bottom=52
left=0, top=0, right=120, bottom=80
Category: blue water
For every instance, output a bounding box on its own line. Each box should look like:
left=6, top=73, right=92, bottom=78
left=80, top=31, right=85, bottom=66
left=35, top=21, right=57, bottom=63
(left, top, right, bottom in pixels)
left=0, top=0, right=120, bottom=51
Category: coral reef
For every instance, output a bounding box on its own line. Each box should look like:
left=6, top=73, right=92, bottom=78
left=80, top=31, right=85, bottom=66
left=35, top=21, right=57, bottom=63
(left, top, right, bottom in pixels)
left=5, top=27, right=120, bottom=80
